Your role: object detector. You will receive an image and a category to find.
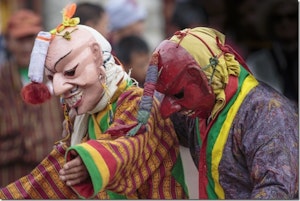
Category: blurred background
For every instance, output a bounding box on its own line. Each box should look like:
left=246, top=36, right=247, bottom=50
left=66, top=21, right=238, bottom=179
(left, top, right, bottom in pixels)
left=0, top=0, right=163, bottom=51
left=2, top=0, right=298, bottom=57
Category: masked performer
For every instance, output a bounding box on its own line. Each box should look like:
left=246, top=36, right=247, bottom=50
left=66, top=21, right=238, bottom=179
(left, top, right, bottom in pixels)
left=0, top=4, right=188, bottom=199
left=142, top=27, right=298, bottom=199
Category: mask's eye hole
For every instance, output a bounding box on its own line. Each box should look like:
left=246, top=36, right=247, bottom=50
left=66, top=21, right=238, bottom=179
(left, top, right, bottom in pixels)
left=173, top=90, right=184, bottom=99
left=47, top=75, right=53, bottom=81
left=64, top=65, right=77, bottom=77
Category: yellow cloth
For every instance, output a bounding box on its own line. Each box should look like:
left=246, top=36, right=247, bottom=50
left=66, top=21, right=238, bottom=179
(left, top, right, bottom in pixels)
left=170, top=27, right=241, bottom=119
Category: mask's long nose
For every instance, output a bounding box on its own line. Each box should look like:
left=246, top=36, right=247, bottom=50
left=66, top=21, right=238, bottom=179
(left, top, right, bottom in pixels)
left=52, top=73, right=73, bottom=96
left=160, top=96, right=182, bottom=119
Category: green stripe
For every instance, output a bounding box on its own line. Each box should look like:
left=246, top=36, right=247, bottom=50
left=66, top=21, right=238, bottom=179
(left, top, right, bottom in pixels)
left=68, top=145, right=103, bottom=198
left=195, top=118, right=202, bottom=146
left=106, top=190, right=127, bottom=199
left=100, top=101, right=117, bottom=133
left=171, top=154, right=189, bottom=196
left=88, top=101, right=117, bottom=140
left=88, top=116, right=96, bottom=140
left=89, top=79, right=132, bottom=140
left=100, top=111, right=109, bottom=132
left=206, top=66, right=249, bottom=199
left=84, top=79, right=133, bottom=198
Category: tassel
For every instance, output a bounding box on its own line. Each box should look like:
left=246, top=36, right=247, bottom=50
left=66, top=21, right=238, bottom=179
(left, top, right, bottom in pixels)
left=21, top=82, right=51, bottom=104
left=127, top=123, right=142, bottom=137
left=21, top=31, right=52, bottom=105
left=126, top=64, right=158, bottom=137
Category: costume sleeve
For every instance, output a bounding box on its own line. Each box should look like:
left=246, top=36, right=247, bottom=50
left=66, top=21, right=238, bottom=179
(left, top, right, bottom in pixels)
left=0, top=144, right=79, bottom=199
left=66, top=89, right=188, bottom=199
left=242, top=96, right=298, bottom=199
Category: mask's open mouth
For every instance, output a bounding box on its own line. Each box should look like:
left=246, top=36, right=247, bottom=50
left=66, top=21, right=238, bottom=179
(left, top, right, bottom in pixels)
left=64, top=86, right=83, bottom=108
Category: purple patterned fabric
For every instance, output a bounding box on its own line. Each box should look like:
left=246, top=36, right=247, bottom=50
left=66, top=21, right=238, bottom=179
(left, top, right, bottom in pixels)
left=171, top=82, right=298, bottom=199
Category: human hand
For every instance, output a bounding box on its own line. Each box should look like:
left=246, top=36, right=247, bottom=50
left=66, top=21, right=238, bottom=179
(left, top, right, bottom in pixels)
left=59, top=150, right=89, bottom=186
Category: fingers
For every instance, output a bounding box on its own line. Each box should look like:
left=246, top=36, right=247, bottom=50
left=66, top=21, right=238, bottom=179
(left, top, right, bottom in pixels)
left=60, top=153, right=82, bottom=174
left=62, top=161, right=84, bottom=174
left=65, top=176, right=88, bottom=186
left=60, top=166, right=86, bottom=179
left=64, top=154, right=81, bottom=168
left=59, top=153, right=89, bottom=186
left=60, top=167, right=89, bottom=186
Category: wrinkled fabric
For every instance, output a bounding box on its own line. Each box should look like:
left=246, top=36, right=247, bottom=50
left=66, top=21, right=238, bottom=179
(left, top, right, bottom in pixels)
left=0, top=86, right=189, bottom=199
left=171, top=82, right=298, bottom=199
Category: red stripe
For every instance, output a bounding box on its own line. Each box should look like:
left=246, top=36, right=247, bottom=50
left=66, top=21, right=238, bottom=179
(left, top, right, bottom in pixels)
left=15, top=180, right=30, bottom=198
left=145, top=143, right=154, bottom=184
left=126, top=92, right=140, bottom=102
left=198, top=75, right=239, bottom=198
left=38, top=158, right=66, bottom=198
left=198, top=119, right=209, bottom=198
left=48, top=154, right=63, bottom=172
left=160, top=137, right=172, bottom=156
left=171, top=175, right=176, bottom=198
left=109, top=109, right=139, bottom=134
left=122, top=110, right=138, bottom=121
left=122, top=138, right=138, bottom=194
left=142, top=146, right=153, bottom=197
left=56, top=145, right=67, bottom=155
left=108, top=142, right=126, bottom=190
left=116, top=90, right=139, bottom=106
left=87, top=140, right=118, bottom=181
left=106, top=138, right=135, bottom=193
left=125, top=137, right=135, bottom=165
left=129, top=174, right=137, bottom=193
left=128, top=139, right=138, bottom=193
left=2, top=187, right=13, bottom=199
left=155, top=147, right=164, bottom=164
left=158, top=166, right=165, bottom=197
left=110, top=141, right=125, bottom=164
left=169, top=145, right=177, bottom=163
left=225, top=76, right=238, bottom=102
left=28, top=171, right=48, bottom=198
left=137, top=165, right=145, bottom=185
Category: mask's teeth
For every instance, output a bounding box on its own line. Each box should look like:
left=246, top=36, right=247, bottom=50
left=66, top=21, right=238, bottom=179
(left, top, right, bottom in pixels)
left=70, top=86, right=78, bottom=93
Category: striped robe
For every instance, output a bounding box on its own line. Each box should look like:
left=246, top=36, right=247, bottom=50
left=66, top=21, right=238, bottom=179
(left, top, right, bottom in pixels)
left=0, top=83, right=189, bottom=199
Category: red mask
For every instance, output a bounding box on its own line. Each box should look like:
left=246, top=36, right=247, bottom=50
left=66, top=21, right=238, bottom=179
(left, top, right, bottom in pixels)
left=155, top=40, right=215, bottom=119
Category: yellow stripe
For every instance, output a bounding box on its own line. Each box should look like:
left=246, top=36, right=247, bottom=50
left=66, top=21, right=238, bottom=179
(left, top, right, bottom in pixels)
left=212, top=75, right=258, bottom=198
left=80, top=143, right=110, bottom=187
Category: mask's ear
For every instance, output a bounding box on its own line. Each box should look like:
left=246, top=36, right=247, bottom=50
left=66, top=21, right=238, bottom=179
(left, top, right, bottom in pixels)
left=90, top=42, right=103, bottom=66
left=186, top=66, right=202, bottom=77
left=186, top=66, right=214, bottom=94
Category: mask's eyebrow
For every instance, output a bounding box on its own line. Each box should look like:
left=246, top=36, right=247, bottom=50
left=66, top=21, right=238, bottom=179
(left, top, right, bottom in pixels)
left=53, top=50, right=72, bottom=71
left=44, top=65, right=55, bottom=74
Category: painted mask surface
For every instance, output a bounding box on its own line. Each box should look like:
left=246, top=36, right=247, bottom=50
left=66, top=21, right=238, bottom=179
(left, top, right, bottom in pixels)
left=155, top=40, right=215, bottom=119
left=45, top=27, right=105, bottom=115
